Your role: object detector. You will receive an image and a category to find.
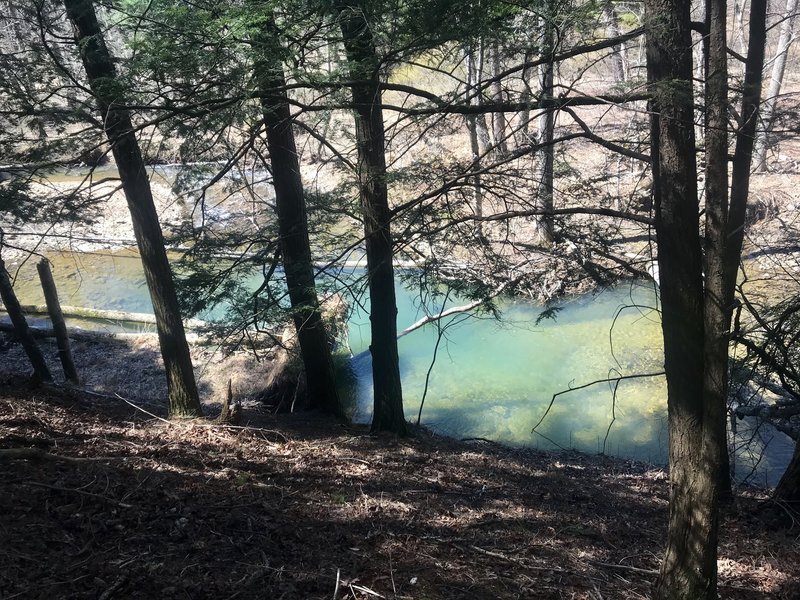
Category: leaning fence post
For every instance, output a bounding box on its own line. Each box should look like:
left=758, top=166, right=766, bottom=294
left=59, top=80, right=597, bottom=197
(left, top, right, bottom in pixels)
left=0, top=258, right=52, bottom=383
left=37, top=259, right=79, bottom=384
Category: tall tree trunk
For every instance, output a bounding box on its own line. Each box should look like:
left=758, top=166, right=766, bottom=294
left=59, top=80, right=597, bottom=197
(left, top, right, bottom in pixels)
left=535, top=4, right=555, bottom=246
left=753, top=0, right=798, bottom=171
left=252, top=15, right=341, bottom=416
left=473, top=40, right=492, bottom=152
left=604, top=1, right=627, bottom=82
left=702, top=0, right=732, bottom=500
left=490, top=41, right=508, bottom=154
left=0, top=258, right=52, bottom=383
left=466, top=44, right=487, bottom=241
left=63, top=0, right=202, bottom=417
left=520, top=50, right=535, bottom=139
left=647, top=0, right=718, bottom=596
left=336, top=1, right=406, bottom=435
left=724, top=0, right=769, bottom=485
left=724, top=0, right=795, bottom=506
left=733, top=0, right=748, bottom=55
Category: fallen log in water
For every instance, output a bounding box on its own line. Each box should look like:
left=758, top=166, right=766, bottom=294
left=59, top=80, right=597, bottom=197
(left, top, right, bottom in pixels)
left=0, top=322, right=204, bottom=343
left=0, top=304, right=207, bottom=330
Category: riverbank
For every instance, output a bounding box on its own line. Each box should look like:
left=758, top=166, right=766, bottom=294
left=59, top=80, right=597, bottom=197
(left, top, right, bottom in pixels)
left=1, top=381, right=797, bottom=599
left=0, top=330, right=276, bottom=411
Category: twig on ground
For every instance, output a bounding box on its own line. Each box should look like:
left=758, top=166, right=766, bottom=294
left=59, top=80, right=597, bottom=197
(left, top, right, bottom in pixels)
left=588, top=561, right=658, bottom=576
left=0, top=447, right=120, bottom=463
left=470, top=545, right=527, bottom=565
left=116, top=394, right=174, bottom=425
left=20, top=480, right=134, bottom=508
left=350, top=583, right=385, bottom=598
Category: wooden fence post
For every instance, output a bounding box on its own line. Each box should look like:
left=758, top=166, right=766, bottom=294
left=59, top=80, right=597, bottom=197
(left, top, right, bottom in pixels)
left=0, top=258, right=52, bottom=383
left=37, top=259, right=79, bottom=384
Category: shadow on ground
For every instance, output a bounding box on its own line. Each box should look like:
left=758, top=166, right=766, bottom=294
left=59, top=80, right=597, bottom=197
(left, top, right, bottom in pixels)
left=1, top=379, right=798, bottom=600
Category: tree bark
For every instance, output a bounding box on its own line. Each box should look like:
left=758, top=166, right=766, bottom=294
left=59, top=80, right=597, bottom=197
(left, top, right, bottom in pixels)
left=37, top=260, right=79, bottom=384
left=490, top=40, right=508, bottom=154
left=702, top=0, right=732, bottom=500
left=253, top=14, right=342, bottom=416
left=465, top=44, right=486, bottom=241
left=722, top=0, right=769, bottom=486
left=752, top=0, right=798, bottom=171
left=62, top=0, right=202, bottom=417
left=336, top=1, right=406, bottom=435
left=604, top=1, right=627, bottom=83
left=519, top=50, right=535, bottom=138
left=775, top=436, right=800, bottom=502
left=535, top=4, right=556, bottom=246
left=646, top=0, right=719, bottom=596
left=0, top=258, right=52, bottom=383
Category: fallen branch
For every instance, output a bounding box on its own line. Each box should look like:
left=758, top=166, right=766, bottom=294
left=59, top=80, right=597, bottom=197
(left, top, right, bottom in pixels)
left=2, top=303, right=207, bottom=329
left=349, top=584, right=384, bottom=598
left=470, top=545, right=527, bottom=565
left=0, top=322, right=178, bottom=342
left=21, top=480, right=134, bottom=508
left=398, top=274, right=524, bottom=340
left=468, top=545, right=572, bottom=574
left=0, top=447, right=118, bottom=463
left=588, top=560, right=659, bottom=576
left=116, top=394, right=175, bottom=426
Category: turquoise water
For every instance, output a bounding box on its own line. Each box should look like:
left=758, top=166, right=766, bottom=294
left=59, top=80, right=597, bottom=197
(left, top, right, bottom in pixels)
left=346, top=279, right=669, bottom=461
left=6, top=249, right=794, bottom=484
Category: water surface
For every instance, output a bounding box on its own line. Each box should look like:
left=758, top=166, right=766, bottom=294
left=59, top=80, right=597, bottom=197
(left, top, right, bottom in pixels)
left=6, top=249, right=793, bottom=485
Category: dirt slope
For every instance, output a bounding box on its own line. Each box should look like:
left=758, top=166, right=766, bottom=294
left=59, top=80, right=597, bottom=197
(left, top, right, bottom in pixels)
left=1, top=382, right=798, bottom=600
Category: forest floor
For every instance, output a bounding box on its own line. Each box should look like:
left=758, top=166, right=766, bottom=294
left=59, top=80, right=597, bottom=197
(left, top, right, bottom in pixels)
left=1, top=379, right=799, bottom=600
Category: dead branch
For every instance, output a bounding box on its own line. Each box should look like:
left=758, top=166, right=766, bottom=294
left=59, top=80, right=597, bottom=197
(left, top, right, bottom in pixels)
left=0, top=447, right=118, bottom=463
left=20, top=480, right=134, bottom=508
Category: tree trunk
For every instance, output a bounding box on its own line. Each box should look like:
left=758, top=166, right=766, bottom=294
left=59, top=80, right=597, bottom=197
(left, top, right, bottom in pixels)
left=604, top=1, right=627, bottom=82
left=753, top=0, right=798, bottom=171
left=4, top=304, right=206, bottom=328
left=723, top=0, right=769, bottom=485
left=702, top=0, right=732, bottom=500
left=253, top=15, right=342, bottom=416
left=520, top=50, right=535, bottom=139
left=775, top=436, right=800, bottom=502
left=465, top=44, right=486, bottom=241
left=0, top=258, right=52, bottom=383
left=490, top=41, right=508, bottom=154
left=37, top=260, right=79, bottom=384
left=733, top=0, right=748, bottom=56
left=647, top=0, right=719, bottom=596
left=336, top=1, right=406, bottom=435
left=535, top=5, right=556, bottom=246
left=725, top=0, right=789, bottom=505
left=62, top=0, right=202, bottom=417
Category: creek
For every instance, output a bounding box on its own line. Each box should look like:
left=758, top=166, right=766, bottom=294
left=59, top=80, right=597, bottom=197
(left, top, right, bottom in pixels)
left=5, top=248, right=794, bottom=486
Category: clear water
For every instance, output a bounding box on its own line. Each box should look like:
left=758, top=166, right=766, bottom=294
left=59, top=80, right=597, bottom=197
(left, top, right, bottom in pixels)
left=346, top=279, right=669, bottom=461
left=5, top=249, right=794, bottom=485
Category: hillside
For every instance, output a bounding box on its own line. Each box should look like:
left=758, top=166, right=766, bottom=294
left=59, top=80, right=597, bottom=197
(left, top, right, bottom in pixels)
left=1, top=381, right=797, bottom=600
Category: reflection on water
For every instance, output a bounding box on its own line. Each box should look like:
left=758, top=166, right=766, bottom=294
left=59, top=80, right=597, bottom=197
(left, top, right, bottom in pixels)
left=6, top=249, right=795, bottom=485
